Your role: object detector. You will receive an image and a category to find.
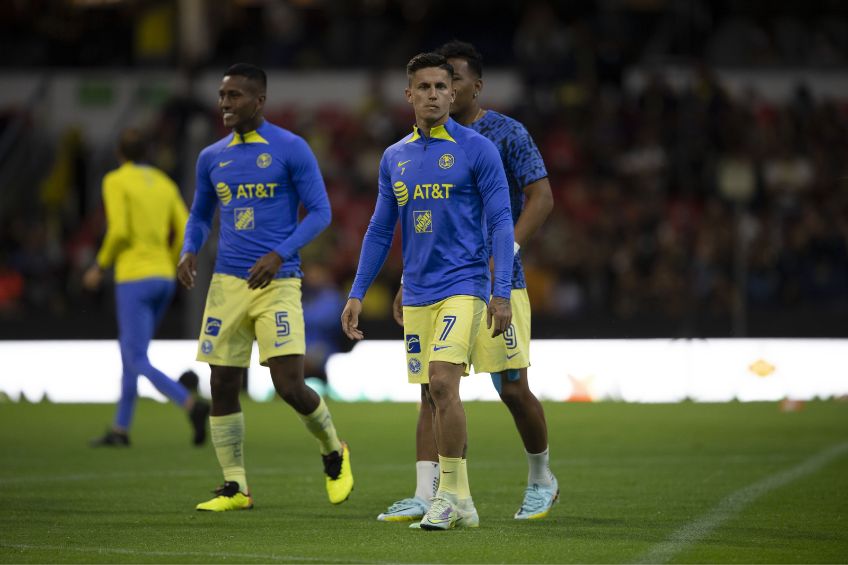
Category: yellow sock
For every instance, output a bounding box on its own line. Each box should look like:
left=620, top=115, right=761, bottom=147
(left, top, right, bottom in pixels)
left=436, top=455, right=462, bottom=498
left=298, top=396, right=342, bottom=455
left=457, top=458, right=472, bottom=500
left=210, top=412, right=248, bottom=494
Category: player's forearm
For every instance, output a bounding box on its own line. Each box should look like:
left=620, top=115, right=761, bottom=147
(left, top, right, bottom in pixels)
left=514, top=178, right=553, bottom=247
left=348, top=223, right=394, bottom=300
left=181, top=213, right=211, bottom=255
left=490, top=220, right=515, bottom=300
left=95, top=226, right=128, bottom=269
left=273, top=205, right=331, bottom=260
left=482, top=180, right=515, bottom=298
left=181, top=187, right=216, bottom=255
left=170, top=218, right=187, bottom=263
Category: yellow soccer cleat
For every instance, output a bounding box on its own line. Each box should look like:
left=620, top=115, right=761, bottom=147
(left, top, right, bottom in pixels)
left=323, top=442, right=354, bottom=504
left=196, top=481, right=254, bottom=512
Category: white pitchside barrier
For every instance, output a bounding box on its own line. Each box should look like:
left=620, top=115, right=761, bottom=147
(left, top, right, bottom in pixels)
left=0, top=339, right=845, bottom=403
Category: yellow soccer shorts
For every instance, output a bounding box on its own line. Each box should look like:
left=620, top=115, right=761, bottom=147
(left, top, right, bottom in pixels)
left=196, top=273, right=305, bottom=367
left=470, top=288, right=531, bottom=374
left=403, top=295, right=485, bottom=384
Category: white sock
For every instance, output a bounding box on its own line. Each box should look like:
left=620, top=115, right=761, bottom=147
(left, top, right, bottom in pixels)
left=414, top=461, right=439, bottom=500
left=527, top=447, right=554, bottom=487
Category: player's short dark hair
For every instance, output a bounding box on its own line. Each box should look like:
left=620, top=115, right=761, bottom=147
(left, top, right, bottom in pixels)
left=118, top=128, right=147, bottom=162
left=436, top=40, right=483, bottom=78
left=406, top=52, right=454, bottom=80
left=224, top=63, right=267, bottom=93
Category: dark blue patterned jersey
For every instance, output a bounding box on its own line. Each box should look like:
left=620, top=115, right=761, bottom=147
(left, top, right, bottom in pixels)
left=468, top=110, right=548, bottom=290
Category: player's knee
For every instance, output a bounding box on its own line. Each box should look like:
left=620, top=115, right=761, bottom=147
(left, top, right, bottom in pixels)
left=498, top=384, right=524, bottom=407
left=497, top=372, right=529, bottom=407
left=122, top=354, right=150, bottom=379
left=427, top=377, right=457, bottom=406
left=210, top=369, right=242, bottom=399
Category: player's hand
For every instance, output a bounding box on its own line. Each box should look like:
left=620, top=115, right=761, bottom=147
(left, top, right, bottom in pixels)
left=247, top=251, right=283, bottom=289
left=392, top=286, right=403, bottom=327
left=341, top=298, right=364, bottom=340
left=82, top=264, right=103, bottom=291
left=177, top=253, right=198, bottom=290
left=486, top=296, right=512, bottom=337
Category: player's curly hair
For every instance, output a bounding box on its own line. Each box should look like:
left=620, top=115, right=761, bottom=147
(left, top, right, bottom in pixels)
left=405, top=52, right=454, bottom=79
left=436, top=40, right=483, bottom=78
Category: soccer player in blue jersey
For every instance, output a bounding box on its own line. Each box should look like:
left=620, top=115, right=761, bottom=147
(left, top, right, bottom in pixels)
left=341, top=52, right=515, bottom=531
left=377, top=41, right=558, bottom=523
left=85, top=128, right=209, bottom=448
left=178, top=63, right=353, bottom=512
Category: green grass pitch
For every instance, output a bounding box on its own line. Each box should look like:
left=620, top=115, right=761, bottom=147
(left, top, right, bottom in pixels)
left=1, top=399, right=846, bottom=563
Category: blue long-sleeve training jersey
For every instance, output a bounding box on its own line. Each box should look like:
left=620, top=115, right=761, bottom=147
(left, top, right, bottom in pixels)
left=182, top=120, right=331, bottom=278
left=470, top=110, right=548, bottom=290
left=349, top=118, right=514, bottom=306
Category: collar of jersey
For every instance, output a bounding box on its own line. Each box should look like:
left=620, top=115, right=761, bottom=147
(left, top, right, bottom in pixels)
left=406, top=120, right=457, bottom=144
left=227, top=122, right=270, bottom=147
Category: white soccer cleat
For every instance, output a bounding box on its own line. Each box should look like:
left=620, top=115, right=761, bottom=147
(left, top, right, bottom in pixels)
left=413, top=496, right=479, bottom=530
left=419, top=496, right=458, bottom=530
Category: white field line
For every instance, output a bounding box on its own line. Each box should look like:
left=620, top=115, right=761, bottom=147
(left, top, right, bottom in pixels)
left=0, top=543, right=387, bottom=564
left=634, top=441, right=848, bottom=564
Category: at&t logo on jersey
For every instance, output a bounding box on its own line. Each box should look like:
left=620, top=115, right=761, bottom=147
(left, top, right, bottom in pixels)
left=216, top=182, right=279, bottom=202
left=408, top=358, right=422, bottom=374
left=412, top=183, right=453, bottom=200
left=406, top=334, right=421, bottom=353
left=413, top=210, right=432, bottom=234
left=216, top=182, right=233, bottom=205
left=204, top=317, right=222, bottom=336
left=393, top=181, right=409, bottom=206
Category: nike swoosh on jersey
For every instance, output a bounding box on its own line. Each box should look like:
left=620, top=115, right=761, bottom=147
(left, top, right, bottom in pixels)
left=397, top=160, right=412, bottom=167
left=506, top=352, right=520, bottom=359
left=275, top=340, right=292, bottom=347
left=219, top=160, right=234, bottom=168
left=433, top=345, right=451, bottom=351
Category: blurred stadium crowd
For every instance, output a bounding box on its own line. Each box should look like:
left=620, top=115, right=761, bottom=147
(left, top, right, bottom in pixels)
left=1, top=0, right=847, bottom=344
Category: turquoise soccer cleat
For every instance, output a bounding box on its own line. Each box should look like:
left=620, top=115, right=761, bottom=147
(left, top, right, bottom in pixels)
left=377, top=496, right=429, bottom=522
left=514, top=476, right=559, bottom=520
